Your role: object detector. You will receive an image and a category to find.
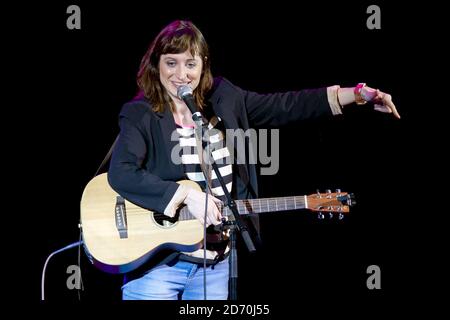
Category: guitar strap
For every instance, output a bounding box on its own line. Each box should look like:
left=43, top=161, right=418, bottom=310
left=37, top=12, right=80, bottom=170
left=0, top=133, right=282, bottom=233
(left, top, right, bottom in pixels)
left=93, top=134, right=119, bottom=178
left=92, top=102, right=148, bottom=177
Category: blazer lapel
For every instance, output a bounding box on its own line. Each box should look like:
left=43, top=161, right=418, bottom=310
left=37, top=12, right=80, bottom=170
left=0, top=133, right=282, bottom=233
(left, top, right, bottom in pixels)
left=155, top=106, right=185, bottom=178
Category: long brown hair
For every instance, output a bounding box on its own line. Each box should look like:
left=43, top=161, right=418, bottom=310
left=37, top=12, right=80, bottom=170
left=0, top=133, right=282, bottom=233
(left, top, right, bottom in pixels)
left=136, top=20, right=213, bottom=113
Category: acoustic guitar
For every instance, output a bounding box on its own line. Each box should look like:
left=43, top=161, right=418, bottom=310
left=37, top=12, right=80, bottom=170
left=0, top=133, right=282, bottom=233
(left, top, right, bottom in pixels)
left=80, top=173, right=354, bottom=273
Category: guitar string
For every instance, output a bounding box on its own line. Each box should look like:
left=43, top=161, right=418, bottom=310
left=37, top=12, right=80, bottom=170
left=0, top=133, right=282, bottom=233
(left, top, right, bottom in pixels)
left=120, top=197, right=308, bottom=221
left=120, top=198, right=307, bottom=214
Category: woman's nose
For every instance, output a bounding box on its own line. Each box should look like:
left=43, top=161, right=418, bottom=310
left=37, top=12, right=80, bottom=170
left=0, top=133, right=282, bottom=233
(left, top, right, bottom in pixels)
left=175, top=65, right=187, bottom=80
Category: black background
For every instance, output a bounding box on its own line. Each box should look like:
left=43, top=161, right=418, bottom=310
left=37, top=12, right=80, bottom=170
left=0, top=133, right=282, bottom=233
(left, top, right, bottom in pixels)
left=8, top=0, right=445, bottom=316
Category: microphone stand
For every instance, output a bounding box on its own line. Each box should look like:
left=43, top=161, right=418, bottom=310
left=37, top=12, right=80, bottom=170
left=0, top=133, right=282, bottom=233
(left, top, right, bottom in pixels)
left=179, top=85, right=256, bottom=300
left=192, top=113, right=256, bottom=301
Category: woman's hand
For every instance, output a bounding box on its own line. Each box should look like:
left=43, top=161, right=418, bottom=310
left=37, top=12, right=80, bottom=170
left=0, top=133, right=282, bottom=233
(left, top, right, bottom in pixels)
left=362, top=86, right=401, bottom=119
left=184, top=189, right=223, bottom=226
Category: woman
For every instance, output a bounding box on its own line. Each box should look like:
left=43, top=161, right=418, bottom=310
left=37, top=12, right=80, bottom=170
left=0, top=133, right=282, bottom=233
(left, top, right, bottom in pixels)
left=108, top=20, right=399, bottom=300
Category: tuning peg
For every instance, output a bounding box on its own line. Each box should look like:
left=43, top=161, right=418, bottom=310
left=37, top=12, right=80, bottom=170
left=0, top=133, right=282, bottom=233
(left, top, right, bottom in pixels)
left=328, top=212, right=334, bottom=219
left=317, top=212, right=324, bottom=219
left=338, top=213, right=344, bottom=220
left=316, top=189, right=321, bottom=198
left=335, top=188, right=341, bottom=194
left=348, top=193, right=356, bottom=206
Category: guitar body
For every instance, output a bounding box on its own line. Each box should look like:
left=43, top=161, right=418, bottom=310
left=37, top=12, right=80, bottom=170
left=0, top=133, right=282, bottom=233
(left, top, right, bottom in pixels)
left=80, top=173, right=203, bottom=273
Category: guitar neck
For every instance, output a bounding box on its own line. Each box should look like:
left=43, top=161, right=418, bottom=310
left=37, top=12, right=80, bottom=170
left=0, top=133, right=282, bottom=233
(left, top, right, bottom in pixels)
left=178, top=196, right=307, bottom=221
left=227, top=196, right=307, bottom=216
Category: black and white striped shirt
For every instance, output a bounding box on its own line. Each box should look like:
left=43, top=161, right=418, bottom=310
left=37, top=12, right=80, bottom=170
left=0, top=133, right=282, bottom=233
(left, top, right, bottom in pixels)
left=176, top=116, right=233, bottom=200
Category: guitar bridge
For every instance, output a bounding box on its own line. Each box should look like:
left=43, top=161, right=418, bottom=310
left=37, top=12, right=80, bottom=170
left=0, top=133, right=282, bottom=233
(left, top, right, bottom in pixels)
left=115, top=196, right=128, bottom=239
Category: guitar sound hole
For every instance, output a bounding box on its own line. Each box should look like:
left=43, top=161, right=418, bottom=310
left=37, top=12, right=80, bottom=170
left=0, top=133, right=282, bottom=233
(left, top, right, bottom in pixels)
left=152, top=212, right=179, bottom=228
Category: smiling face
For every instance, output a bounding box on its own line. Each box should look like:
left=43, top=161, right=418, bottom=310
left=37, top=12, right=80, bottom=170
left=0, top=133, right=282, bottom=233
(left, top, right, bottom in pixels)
left=159, top=50, right=203, bottom=102
left=136, top=20, right=213, bottom=113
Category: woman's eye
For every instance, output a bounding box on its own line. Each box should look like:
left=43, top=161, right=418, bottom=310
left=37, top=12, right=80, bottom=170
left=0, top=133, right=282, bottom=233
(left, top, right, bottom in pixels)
left=187, top=62, right=197, bottom=68
left=166, top=61, right=176, bottom=67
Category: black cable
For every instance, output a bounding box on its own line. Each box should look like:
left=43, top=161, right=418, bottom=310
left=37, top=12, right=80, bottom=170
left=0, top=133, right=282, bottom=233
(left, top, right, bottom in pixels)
left=203, top=186, right=208, bottom=300
left=202, top=142, right=213, bottom=300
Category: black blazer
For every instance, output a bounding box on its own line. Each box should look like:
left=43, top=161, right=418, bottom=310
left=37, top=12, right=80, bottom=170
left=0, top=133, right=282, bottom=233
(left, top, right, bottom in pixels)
left=108, top=77, right=333, bottom=215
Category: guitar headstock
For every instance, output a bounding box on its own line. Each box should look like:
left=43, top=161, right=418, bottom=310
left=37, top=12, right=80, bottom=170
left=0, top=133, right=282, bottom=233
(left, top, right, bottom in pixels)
left=306, top=189, right=355, bottom=219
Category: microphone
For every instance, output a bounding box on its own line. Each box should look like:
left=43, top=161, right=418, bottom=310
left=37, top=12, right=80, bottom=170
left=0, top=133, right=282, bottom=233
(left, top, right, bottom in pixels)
left=177, top=85, right=200, bottom=116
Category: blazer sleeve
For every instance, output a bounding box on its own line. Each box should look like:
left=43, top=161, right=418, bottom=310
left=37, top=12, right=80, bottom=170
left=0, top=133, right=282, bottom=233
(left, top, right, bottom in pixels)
left=107, top=102, right=180, bottom=214
left=227, top=79, right=334, bottom=127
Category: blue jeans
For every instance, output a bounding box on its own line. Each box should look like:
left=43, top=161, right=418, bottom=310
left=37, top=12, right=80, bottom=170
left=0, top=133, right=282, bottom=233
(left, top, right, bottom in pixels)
left=122, top=258, right=229, bottom=300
